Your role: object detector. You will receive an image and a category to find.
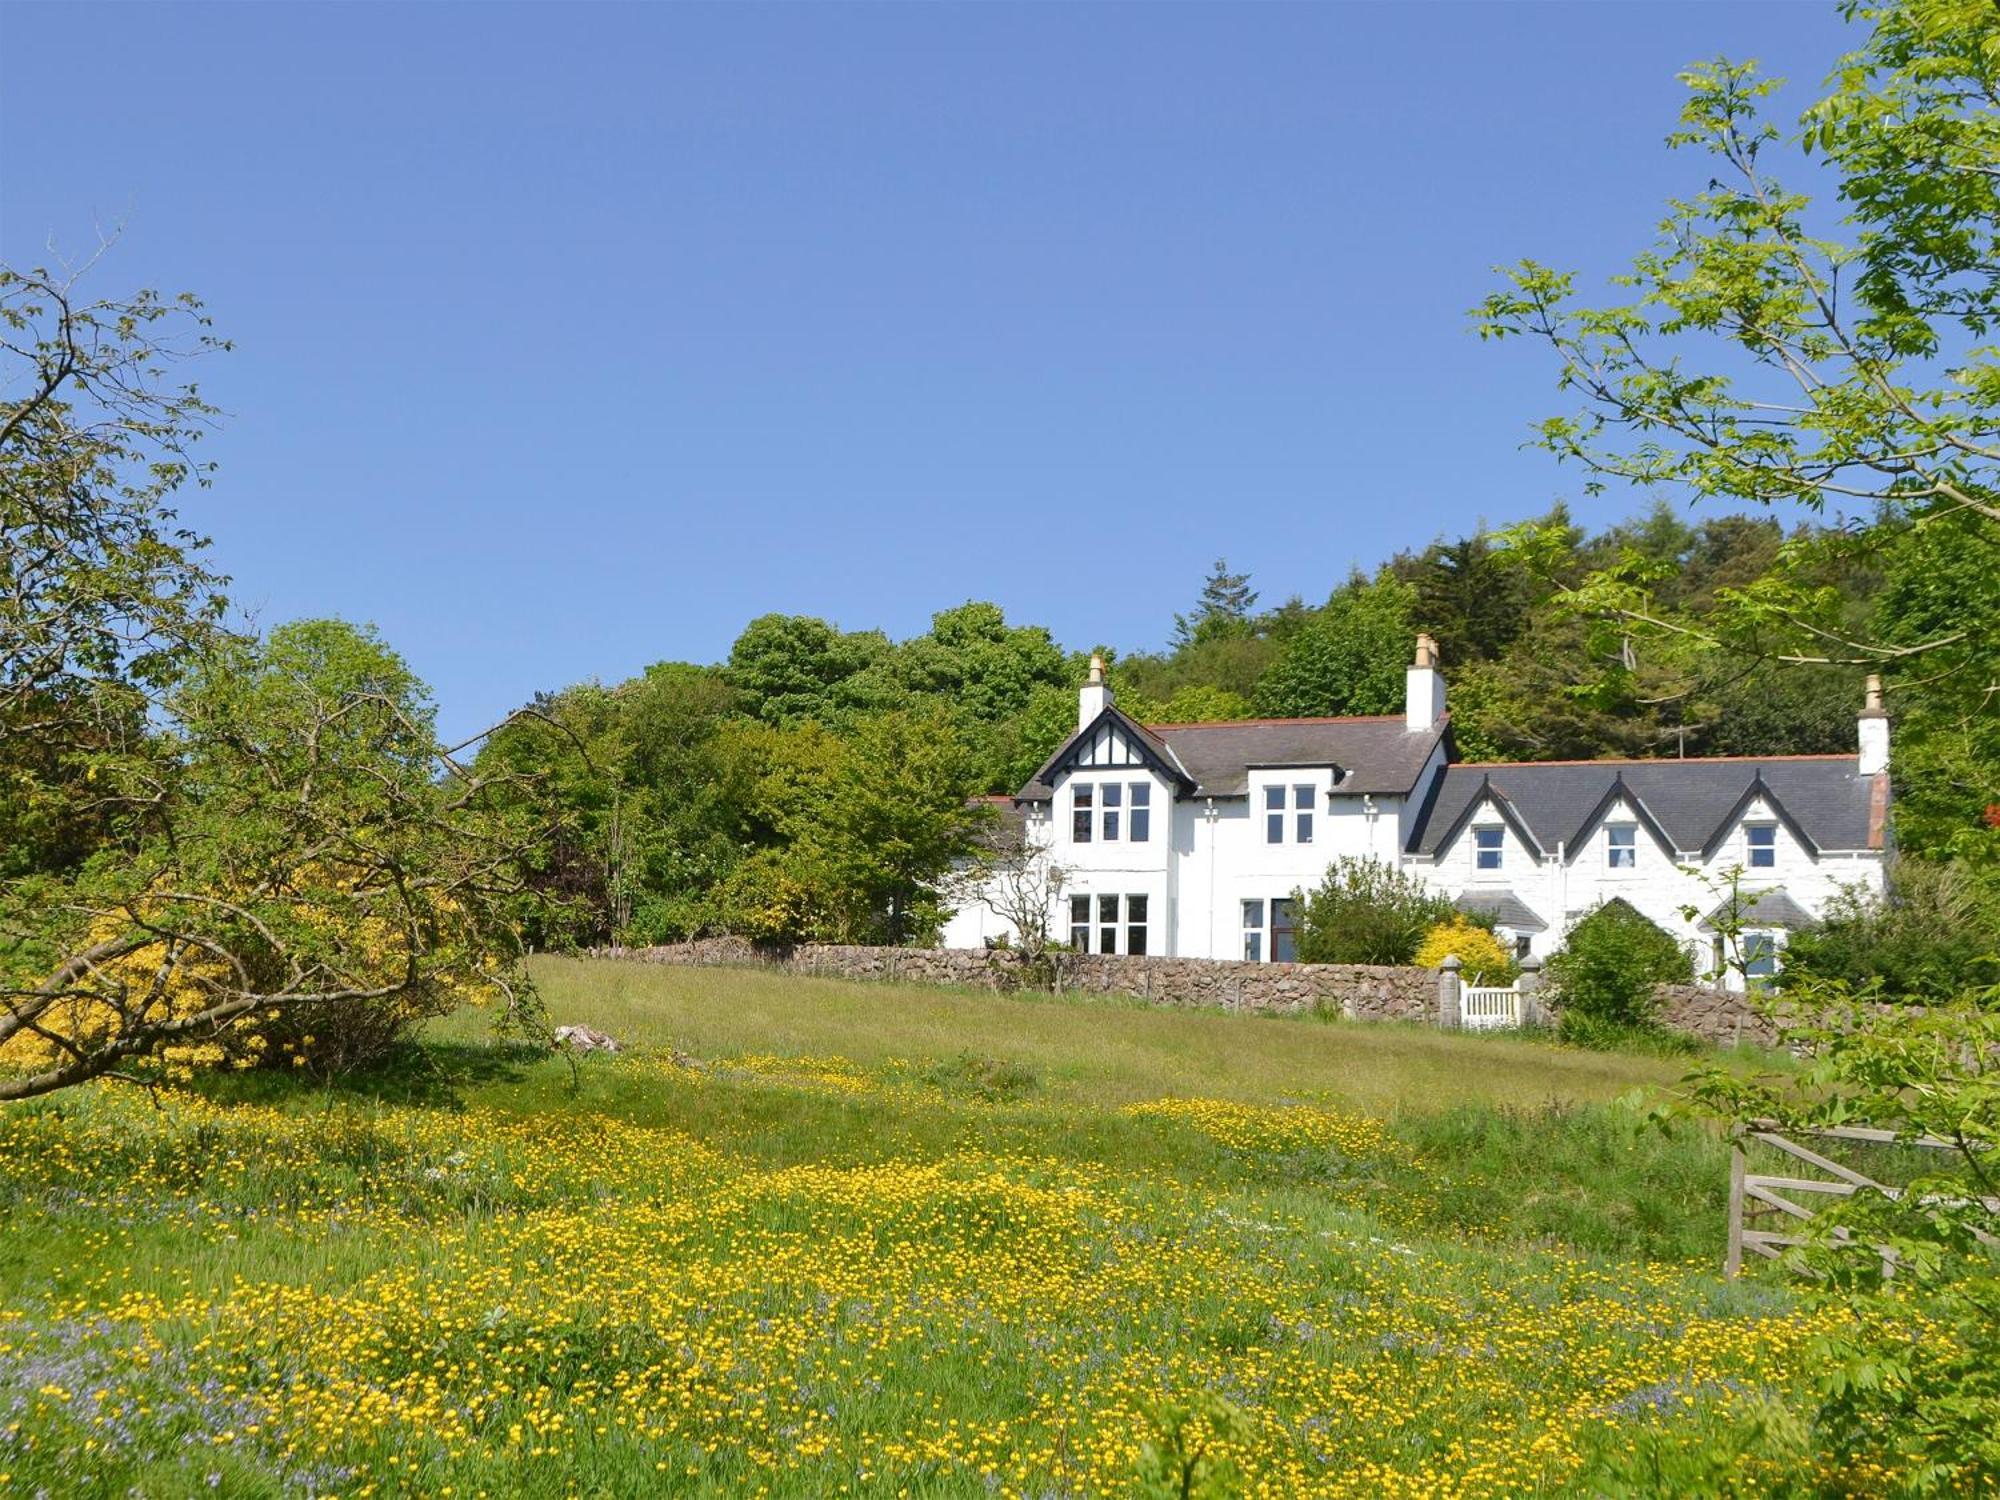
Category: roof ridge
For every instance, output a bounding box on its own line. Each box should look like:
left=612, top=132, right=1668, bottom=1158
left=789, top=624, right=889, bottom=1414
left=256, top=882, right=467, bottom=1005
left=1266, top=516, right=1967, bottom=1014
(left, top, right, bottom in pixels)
left=1449, top=753, right=1857, bottom=769
left=1144, top=714, right=1406, bottom=730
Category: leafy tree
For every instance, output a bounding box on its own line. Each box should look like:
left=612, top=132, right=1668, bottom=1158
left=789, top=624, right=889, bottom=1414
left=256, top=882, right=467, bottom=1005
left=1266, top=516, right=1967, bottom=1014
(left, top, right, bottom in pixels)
left=724, top=613, right=897, bottom=726
left=1675, top=983, right=2000, bottom=1493
left=1544, top=900, right=1694, bottom=1035
left=1294, top=856, right=1457, bottom=966
left=1477, top=0, right=2000, bottom=855
left=1388, top=532, right=1533, bottom=665
left=1252, top=574, right=1415, bottom=719
left=1, top=621, right=549, bottom=1095
left=1781, top=857, right=2000, bottom=1001
left=1171, top=558, right=1259, bottom=648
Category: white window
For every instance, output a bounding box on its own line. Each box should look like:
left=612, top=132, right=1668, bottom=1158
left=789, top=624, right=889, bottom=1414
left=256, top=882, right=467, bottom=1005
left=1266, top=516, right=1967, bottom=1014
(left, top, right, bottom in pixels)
left=1101, top=781, right=1122, bottom=842
left=1072, top=783, right=1093, bottom=844
left=1126, top=894, right=1149, bottom=956
left=1264, top=787, right=1285, bottom=844
left=1474, top=826, right=1503, bottom=870
left=1607, top=824, right=1636, bottom=869
left=1129, top=782, right=1151, bottom=843
left=1294, top=785, right=1314, bottom=844
left=1747, top=823, right=1776, bottom=868
left=1097, top=894, right=1119, bottom=954
left=1743, top=931, right=1779, bottom=980
left=1068, top=895, right=1090, bottom=950
left=1242, top=898, right=1265, bottom=961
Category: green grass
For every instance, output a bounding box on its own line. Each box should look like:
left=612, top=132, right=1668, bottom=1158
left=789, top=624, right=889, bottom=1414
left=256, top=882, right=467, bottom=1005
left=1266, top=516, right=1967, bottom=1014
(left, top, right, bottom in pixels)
left=0, top=957, right=1845, bottom=1498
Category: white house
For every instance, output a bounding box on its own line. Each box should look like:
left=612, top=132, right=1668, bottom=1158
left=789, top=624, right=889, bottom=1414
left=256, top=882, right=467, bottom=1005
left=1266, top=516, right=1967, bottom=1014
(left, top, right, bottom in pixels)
left=941, top=637, right=1891, bottom=988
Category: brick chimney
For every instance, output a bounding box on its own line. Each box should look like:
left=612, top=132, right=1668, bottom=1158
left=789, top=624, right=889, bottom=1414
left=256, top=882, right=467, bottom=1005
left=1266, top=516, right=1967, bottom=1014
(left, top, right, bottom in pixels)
left=1858, top=673, right=1890, bottom=776
left=1078, top=653, right=1112, bottom=730
left=1405, top=633, right=1446, bottom=731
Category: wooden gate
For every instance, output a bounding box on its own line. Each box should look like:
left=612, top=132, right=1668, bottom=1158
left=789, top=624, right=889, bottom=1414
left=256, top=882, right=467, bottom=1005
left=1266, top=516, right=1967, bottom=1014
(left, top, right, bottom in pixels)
left=1726, top=1121, right=1998, bottom=1277
left=1460, top=985, right=1520, bottom=1032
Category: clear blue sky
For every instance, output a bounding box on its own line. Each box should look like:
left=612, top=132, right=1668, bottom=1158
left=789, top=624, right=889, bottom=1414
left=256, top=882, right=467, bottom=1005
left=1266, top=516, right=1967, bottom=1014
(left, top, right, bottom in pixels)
left=3, top=2, right=1857, bottom=738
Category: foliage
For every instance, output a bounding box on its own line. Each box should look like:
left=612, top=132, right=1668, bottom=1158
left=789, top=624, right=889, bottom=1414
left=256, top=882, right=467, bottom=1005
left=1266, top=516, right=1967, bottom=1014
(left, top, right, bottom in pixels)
left=1476, top=0, right=2000, bottom=859
left=1294, top=856, right=1457, bottom=966
left=1780, top=857, right=2000, bottom=1001
left=1253, top=574, right=1415, bottom=719
left=1677, top=980, right=2000, bottom=1495
left=1414, top=916, right=1517, bottom=986
left=1170, top=557, right=1259, bottom=649
left=1544, top=900, right=1694, bottom=1033
left=724, top=613, right=897, bottom=726
left=1, top=621, right=549, bottom=1095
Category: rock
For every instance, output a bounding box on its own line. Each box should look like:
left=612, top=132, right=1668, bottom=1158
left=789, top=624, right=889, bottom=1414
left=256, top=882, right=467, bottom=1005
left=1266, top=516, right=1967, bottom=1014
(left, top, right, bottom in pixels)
left=553, top=1024, right=622, bottom=1053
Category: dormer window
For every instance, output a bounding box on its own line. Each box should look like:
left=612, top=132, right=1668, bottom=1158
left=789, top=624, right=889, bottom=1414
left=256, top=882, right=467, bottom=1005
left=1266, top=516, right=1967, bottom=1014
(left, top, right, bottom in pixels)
left=1747, top=823, right=1777, bottom=868
left=1474, top=826, right=1504, bottom=870
left=1607, top=824, right=1637, bottom=869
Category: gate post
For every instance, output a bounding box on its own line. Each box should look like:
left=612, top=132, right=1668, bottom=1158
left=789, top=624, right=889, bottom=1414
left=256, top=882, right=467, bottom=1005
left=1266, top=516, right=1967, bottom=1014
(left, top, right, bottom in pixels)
left=1725, top=1140, right=1747, bottom=1277
left=1437, top=956, right=1463, bottom=1030
left=1516, top=956, right=1545, bottom=1028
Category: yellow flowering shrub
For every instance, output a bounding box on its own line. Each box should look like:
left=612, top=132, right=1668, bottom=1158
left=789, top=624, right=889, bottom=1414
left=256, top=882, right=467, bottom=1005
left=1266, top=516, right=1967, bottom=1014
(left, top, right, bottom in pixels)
left=1414, top=916, right=1518, bottom=985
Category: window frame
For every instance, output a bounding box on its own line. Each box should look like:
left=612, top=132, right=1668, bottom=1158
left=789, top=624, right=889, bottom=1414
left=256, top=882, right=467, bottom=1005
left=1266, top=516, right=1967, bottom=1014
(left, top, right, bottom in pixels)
left=1096, top=893, right=1120, bottom=954
left=1271, top=897, right=1300, bottom=963
left=1126, top=894, right=1149, bottom=956
left=1606, top=822, right=1637, bottom=870
left=1264, top=786, right=1285, bottom=845
left=1473, top=825, right=1504, bottom=871
left=1241, top=898, right=1265, bottom=962
left=1128, top=781, right=1151, bottom=844
left=1294, top=784, right=1314, bottom=845
left=1746, top=822, right=1777, bottom=869
left=1100, top=781, right=1122, bottom=842
left=1071, top=782, right=1093, bottom=844
left=1068, top=895, right=1090, bottom=951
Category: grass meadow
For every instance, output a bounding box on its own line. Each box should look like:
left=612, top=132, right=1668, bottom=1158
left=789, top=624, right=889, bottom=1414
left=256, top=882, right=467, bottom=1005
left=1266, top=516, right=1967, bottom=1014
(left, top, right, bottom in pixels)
left=0, top=957, right=1866, bottom=1497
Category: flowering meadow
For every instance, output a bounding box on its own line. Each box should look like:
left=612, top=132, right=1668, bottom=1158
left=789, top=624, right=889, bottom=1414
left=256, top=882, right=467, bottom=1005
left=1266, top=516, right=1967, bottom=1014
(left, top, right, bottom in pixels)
left=0, top=962, right=1886, bottom=1496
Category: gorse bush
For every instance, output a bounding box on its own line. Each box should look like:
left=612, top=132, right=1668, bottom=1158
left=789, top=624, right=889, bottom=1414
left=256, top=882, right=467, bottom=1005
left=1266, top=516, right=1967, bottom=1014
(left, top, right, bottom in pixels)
left=1414, top=916, right=1517, bottom=985
left=1545, top=900, right=1693, bottom=1034
left=1294, top=856, right=1459, bottom=966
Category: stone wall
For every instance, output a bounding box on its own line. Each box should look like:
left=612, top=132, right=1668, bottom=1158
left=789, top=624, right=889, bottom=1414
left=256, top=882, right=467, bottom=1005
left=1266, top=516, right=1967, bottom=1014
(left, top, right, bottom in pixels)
left=587, top=940, right=1797, bottom=1045
left=594, top=940, right=1438, bottom=1022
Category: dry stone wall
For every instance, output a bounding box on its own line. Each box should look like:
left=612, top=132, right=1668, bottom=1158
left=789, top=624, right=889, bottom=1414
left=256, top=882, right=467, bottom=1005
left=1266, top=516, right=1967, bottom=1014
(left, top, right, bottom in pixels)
left=589, top=941, right=1782, bottom=1045
left=593, top=940, right=1437, bottom=1021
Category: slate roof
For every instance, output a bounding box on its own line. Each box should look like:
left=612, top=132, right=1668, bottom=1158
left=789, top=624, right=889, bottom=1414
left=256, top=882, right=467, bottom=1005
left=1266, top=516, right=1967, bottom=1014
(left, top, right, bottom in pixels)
left=1017, top=712, right=1448, bottom=801
left=1454, top=889, right=1549, bottom=932
left=1405, top=756, right=1884, bottom=859
left=1702, top=888, right=1819, bottom=931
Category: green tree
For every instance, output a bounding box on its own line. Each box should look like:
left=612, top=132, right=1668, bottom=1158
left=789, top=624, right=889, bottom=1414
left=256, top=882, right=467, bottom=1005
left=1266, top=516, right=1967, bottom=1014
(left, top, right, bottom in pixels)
left=1252, top=574, right=1415, bottom=719
left=724, top=613, right=897, bottom=726
left=1294, top=856, right=1457, bottom=966
left=1171, top=558, right=1259, bottom=648
left=1, top=620, right=548, bottom=1095
left=1477, top=0, right=2000, bottom=856
left=1544, top=900, right=1694, bottom=1036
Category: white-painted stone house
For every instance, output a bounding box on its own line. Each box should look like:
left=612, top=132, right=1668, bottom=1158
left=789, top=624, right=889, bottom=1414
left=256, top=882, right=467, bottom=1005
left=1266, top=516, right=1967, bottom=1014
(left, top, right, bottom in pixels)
left=942, top=637, right=1891, bottom=988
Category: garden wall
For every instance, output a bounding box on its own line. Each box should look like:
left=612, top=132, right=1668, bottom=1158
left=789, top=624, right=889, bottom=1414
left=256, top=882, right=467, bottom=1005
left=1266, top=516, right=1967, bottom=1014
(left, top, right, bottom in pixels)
left=593, top=939, right=1439, bottom=1021
left=591, top=940, right=1779, bottom=1044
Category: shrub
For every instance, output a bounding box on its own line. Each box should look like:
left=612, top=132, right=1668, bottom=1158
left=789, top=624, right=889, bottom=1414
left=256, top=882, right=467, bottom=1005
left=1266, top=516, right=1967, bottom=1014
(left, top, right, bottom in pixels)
left=1294, top=856, right=1457, bottom=966
left=1545, top=900, right=1693, bottom=1033
left=1780, top=858, right=2000, bottom=1001
left=1414, top=916, right=1517, bottom=985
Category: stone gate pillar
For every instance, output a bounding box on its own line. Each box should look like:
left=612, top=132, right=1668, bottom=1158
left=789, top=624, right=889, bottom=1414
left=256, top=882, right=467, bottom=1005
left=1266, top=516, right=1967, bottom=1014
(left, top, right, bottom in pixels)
left=1437, top=955, right=1463, bottom=1029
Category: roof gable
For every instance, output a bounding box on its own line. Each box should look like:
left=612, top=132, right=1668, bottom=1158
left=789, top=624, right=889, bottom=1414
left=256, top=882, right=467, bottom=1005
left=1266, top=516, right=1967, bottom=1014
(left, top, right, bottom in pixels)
left=1020, top=706, right=1195, bottom=800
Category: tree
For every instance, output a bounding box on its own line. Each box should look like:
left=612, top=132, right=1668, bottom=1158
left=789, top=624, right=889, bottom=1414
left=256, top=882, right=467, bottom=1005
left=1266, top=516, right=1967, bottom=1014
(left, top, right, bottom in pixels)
left=1, top=621, right=549, bottom=1095
left=1476, top=0, right=1999, bottom=854
left=1544, top=899, right=1694, bottom=1036
left=944, top=814, right=1068, bottom=965
left=1252, top=574, right=1415, bottom=719
left=1293, top=856, right=1457, bottom=966
left=724, top=613, right=897, bottom=726
left=1171, top=559, right=1259, bottom=648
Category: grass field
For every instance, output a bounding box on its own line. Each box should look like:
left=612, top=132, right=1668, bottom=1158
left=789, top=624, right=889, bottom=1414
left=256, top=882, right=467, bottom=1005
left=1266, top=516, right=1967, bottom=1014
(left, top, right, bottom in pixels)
left=0, top=958, right=1855, bottom=1497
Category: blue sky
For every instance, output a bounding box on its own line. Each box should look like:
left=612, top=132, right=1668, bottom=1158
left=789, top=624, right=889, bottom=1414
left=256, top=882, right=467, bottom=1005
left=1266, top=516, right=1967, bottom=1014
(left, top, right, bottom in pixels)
left=3, top=2, right=1857, bottom=737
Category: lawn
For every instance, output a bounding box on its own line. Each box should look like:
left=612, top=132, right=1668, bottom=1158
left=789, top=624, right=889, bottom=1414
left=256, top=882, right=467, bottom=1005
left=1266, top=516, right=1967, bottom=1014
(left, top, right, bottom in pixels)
left=0, top=958, right=1847, bottom=1497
